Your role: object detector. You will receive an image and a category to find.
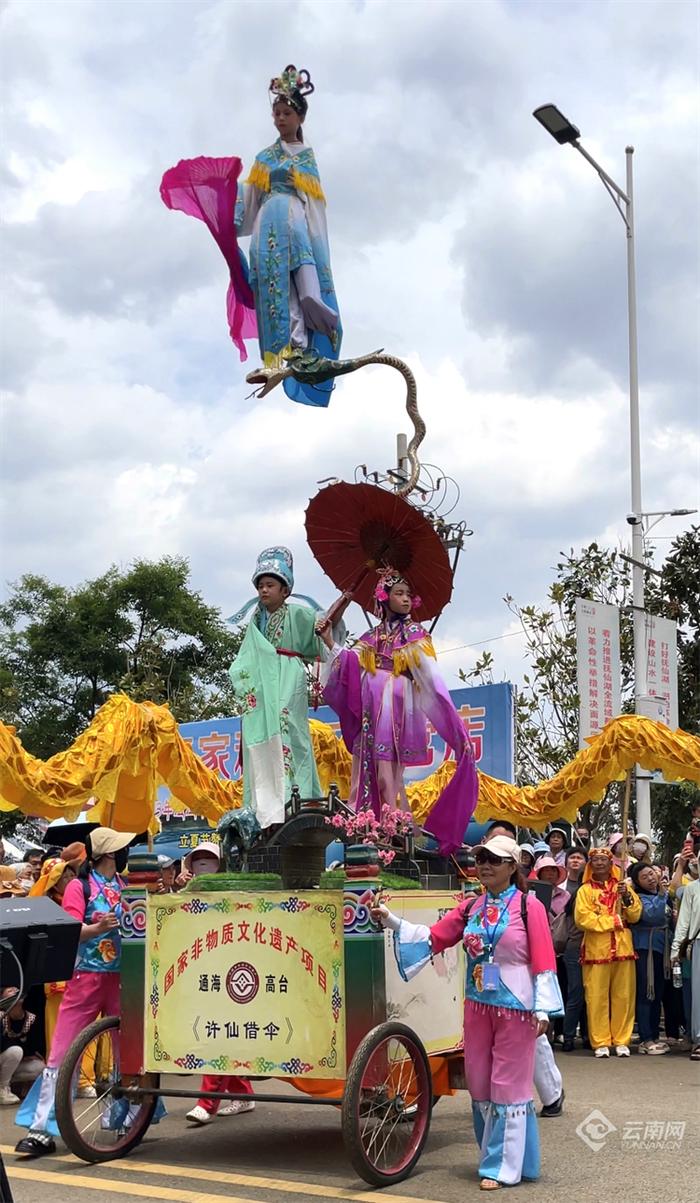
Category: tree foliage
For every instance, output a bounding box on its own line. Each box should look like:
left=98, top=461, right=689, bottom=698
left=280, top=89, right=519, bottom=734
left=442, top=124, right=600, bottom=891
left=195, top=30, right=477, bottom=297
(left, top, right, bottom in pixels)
left=460, top=531, right=700, bottom=853
left=0, top=557, right=244, bottom=759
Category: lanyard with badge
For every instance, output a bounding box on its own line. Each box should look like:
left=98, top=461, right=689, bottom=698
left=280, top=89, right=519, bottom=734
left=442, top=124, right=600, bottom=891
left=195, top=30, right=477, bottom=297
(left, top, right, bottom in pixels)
left=480, top=884, right=516, bottom=990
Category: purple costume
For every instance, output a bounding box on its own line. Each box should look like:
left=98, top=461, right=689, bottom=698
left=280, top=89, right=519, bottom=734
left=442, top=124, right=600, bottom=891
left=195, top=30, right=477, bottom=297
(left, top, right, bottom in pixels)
left=323, top=615, right=478, bottom=853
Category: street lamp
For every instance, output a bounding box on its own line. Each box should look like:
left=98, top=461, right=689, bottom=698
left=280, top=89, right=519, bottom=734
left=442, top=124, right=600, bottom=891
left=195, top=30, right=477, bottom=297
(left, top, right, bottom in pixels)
left=533, top=103, right=654, bottom=831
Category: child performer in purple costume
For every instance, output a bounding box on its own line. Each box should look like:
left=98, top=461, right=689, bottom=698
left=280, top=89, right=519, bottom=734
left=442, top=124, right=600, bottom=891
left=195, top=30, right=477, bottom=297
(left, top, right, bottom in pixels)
left=319, top=569, right=478, bottom=854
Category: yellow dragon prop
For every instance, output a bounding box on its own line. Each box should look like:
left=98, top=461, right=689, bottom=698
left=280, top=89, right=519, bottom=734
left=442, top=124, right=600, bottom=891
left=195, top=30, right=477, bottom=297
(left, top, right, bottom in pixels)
left=1, top=694, right=697, bottom=834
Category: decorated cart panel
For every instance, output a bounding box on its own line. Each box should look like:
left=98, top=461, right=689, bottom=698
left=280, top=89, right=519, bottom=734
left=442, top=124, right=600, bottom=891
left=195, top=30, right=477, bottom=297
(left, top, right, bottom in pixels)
left=144, top=891, right=345, bottom=1078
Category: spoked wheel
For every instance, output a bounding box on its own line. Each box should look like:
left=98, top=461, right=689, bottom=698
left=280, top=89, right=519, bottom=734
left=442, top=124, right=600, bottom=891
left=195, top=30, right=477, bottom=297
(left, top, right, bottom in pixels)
left=55, top=1016, right=158, bottom=1163
left=341, top=1021, right=432, bottom=1186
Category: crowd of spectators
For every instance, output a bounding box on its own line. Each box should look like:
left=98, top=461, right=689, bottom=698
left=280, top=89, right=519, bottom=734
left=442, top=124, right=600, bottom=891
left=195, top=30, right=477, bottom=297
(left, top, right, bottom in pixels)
left=487, top=808, right=700, bottom=1062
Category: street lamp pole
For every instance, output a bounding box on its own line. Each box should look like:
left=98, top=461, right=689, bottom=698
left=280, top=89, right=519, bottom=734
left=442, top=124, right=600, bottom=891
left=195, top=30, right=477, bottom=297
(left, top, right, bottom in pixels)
left=622, top=147, right=653, bottom=836
left=533, top=107, right=651, bottom=832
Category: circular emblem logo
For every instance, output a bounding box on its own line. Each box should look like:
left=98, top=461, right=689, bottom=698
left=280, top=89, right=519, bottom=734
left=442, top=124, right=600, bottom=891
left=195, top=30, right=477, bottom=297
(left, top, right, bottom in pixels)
left=226, top=962, right=259, bottom=1004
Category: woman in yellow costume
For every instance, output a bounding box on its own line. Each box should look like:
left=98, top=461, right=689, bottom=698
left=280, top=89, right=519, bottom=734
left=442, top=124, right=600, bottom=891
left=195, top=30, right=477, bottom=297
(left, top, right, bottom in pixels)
left=575, top=846, right=641, bottom=1058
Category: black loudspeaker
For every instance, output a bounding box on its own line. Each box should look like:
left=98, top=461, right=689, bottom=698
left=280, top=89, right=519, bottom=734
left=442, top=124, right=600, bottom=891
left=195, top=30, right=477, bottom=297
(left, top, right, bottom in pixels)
left=0, top=895, right=80, bottom=990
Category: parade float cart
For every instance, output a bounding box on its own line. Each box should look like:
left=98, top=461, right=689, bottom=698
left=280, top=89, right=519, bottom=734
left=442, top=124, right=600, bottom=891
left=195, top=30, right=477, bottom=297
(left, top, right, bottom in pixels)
left=52, top=877, right=468, bottom=1187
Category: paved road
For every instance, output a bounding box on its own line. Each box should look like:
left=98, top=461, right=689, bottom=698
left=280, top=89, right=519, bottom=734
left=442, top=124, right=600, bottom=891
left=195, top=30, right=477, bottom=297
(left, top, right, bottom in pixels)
left=1, top=1050, right=697, bottom=1203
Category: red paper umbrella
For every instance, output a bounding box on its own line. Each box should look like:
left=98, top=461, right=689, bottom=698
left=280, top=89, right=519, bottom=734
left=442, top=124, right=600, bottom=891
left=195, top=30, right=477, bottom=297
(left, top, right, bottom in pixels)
left=305, top=482, right=453, bottom=622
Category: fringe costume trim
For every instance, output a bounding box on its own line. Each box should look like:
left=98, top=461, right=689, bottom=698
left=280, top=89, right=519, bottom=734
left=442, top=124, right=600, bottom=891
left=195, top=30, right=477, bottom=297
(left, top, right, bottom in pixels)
left=358, top=637, right=436, bottom=678
left=466, top=1000, right=538, bottom=1025
left=244, top=161, right=326, bottom=203
left=292, top=168, right=325, bottom=201
left=472, top=1100, right=536, bottom=1118
left=245, top=161, right=271, bottom=192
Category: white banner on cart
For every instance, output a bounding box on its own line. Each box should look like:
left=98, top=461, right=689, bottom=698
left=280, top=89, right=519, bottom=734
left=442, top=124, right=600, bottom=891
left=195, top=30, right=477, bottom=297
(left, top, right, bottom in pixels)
left=383, top=891, right=465, bottom=1056
left=576, top=599, right=621, bottom=747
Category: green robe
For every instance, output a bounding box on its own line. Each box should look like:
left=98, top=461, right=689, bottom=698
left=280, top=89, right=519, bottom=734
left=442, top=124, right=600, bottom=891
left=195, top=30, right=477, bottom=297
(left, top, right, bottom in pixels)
left=229, top=602, right=323, bottom=827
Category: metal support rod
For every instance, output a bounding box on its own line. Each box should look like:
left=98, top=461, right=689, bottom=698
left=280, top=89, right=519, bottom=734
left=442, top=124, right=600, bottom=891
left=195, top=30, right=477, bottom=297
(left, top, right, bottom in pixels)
left=573, top=141, right=630, bottom=205
left=116, top=1085, right=344, bottom=1105
left=396, top=431, right=409, bottom=488
left=625, top=147, right=652, bottom=834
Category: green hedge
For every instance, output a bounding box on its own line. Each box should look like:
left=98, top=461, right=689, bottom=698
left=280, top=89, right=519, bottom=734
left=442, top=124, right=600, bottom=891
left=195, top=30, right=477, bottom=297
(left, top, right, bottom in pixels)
left=184, top=870, right=423, bottom=893
left=183, top=872, right=282, bottom=892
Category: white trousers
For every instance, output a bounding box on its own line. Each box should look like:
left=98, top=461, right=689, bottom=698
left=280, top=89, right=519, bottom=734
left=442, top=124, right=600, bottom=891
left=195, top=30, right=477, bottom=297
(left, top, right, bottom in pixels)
left=289, top=264, right=338, bottom=347
left=533, top=1034, right=562, bottom=1106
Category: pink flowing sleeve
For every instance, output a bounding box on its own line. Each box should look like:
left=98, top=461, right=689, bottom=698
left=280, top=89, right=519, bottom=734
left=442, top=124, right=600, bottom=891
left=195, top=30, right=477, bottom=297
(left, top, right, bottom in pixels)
left=411, top=651, right=479, bottom=855
left=322, top=647, right=363, bottom=754
left=160, top=156, right=258, bottom=361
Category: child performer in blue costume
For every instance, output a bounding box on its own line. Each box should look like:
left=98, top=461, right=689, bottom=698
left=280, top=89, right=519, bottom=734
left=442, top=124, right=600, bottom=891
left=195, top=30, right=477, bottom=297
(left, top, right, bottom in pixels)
left=160, top=65, right=341, bottom=408
left=237, top=65, right=342, bottom=405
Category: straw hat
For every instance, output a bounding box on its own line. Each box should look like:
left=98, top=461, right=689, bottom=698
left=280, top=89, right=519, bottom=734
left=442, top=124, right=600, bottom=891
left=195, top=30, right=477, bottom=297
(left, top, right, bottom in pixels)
left=89, top=828, right=136, bottom=859
left=0, top=866, right=26, bottom=896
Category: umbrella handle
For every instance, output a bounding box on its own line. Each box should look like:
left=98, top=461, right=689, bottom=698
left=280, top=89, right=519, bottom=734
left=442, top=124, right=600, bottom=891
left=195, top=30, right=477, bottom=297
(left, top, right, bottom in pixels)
left=316, top=578, right=367, bottom=633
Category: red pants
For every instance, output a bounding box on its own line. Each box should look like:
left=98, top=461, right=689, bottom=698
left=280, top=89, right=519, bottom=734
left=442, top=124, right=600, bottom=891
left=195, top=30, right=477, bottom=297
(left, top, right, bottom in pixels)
left=198, top=1074, right=253, bottom=1115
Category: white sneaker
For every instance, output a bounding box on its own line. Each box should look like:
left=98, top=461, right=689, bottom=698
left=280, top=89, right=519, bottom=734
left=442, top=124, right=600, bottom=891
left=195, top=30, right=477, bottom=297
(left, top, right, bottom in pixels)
left=594, top=1046, right=610, bottom=1058
left=77, top=1085, right=97, bottom=1098
left=219, top=1099, right=255, bottom=1116
left=0, top=1086, right=20, bottom=1106
left=615, top=1045, right=630, bottom=1057
left=638, top=1040, right=669, bottom=1055
left=186, top=1104, right=212, bottom=1125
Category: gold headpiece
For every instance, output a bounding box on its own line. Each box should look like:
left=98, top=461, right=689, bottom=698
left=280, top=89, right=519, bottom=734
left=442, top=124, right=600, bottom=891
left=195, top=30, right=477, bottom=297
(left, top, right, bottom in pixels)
left=269, top=65, right=314, bottom=113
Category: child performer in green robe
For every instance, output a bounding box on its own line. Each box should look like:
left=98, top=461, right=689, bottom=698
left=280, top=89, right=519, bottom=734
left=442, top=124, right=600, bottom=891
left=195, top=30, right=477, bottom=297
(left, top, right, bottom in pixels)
left=228, top=547, right=346, bottom=828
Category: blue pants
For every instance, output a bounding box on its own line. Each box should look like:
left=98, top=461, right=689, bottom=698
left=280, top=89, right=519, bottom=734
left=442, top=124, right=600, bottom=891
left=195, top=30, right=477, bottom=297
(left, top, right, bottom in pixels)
left=635, top=949, right=665, bottom=1042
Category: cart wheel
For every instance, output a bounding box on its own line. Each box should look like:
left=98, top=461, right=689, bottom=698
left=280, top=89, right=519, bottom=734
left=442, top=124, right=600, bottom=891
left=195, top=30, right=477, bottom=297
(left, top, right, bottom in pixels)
left=55, top=1016, right=158, bottom=1163
left=341, top=1021, right=432, bottom=1186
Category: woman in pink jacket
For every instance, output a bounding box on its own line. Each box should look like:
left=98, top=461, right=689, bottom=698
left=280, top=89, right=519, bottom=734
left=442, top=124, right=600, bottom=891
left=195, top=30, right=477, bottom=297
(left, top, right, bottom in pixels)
left=372, top=835, right=563, bottom=1190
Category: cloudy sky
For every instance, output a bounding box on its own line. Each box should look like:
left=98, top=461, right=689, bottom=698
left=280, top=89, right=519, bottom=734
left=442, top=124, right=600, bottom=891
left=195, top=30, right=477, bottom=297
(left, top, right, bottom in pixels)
left=2, top=0, right=699, bottom=688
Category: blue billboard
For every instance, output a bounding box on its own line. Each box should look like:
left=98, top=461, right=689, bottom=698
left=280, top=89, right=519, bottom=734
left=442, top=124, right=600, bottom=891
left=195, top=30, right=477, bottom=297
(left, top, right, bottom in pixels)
left=156, top=682, right=515, bottom=821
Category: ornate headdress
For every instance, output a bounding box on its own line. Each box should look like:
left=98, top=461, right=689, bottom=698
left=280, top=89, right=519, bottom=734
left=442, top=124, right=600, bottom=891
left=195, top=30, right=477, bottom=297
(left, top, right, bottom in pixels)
left=373, top=567, right=421, bottom=617
left=269, top=65, right=315, bottom=114
left=252, top=546, right=294, bottom=592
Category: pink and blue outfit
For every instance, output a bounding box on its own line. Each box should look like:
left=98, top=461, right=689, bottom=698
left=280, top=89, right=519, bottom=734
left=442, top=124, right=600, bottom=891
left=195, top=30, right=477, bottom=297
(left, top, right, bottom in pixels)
left=17, top=872, right=125, bottom=1138
left=391, top=887, right=563, bottom=1186
left=322, top=615, right=478, bottom=854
